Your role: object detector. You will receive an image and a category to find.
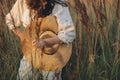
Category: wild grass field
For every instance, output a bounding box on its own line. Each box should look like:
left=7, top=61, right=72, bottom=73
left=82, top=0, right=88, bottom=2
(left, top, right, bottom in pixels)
left=0, top=0, right=120, bottom=80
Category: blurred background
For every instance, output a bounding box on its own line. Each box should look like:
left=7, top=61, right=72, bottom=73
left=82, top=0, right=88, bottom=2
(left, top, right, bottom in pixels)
left=0, top=0, right=120, bottom=80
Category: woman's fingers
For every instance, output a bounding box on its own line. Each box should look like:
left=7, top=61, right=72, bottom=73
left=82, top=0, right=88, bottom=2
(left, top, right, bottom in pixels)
left=32, top=39, right=45, bottom=51
left=32, top=39, right=37, bottom=46
left=12, top=28, right=24, bottom=40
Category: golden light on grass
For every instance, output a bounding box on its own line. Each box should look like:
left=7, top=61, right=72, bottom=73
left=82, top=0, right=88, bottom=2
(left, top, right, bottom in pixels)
left=0, top=0, right=120, bottom=80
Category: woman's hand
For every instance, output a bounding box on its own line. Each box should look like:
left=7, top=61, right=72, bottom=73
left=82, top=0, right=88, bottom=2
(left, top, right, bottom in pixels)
left=32, top=39, right=46, bottom=51
left=12, top=28, right=23, bottom=40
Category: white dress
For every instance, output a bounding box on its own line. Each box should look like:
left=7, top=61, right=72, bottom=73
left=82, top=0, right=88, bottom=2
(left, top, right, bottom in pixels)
left=5, top=0, right=75, bottom=80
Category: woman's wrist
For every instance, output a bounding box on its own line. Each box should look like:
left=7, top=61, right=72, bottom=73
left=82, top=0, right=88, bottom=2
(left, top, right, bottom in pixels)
left=43, top=36, right=61, bottom=47
left=12, top=28, right=21, bottom=35
left=12, top=27, right=23, bottom=40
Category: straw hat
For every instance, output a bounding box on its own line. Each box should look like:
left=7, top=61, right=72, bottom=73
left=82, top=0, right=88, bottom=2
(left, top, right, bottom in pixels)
left=21, top=16, right=72, bottom=71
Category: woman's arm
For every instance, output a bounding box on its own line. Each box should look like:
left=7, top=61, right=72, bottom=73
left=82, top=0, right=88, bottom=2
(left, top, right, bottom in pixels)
left=53, top=4, right=76, bottom=44
left=5, top=0, right=23, bottom=36
left=32, top=36, right=61, bottom=51
left=32, top=4, right=76, bottom=50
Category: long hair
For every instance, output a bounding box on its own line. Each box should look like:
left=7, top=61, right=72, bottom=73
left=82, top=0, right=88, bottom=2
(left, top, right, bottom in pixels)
left=26, top=0, right=67, bottom=17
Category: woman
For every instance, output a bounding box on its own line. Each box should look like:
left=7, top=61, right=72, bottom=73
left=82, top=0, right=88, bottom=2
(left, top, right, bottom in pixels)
left=6, top=0, right=75, bottom=80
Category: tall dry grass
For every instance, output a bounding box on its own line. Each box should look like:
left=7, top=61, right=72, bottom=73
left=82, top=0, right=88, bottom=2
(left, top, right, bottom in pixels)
left=0, top=0, right=22, bottom=80
left=64, top=0, right=120, bottom=80
left=0, top=0, right=120, bottom=80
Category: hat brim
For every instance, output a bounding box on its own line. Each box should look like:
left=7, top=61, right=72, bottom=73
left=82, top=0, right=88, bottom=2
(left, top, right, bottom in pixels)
left=21, top=16, right=72, bottom=71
